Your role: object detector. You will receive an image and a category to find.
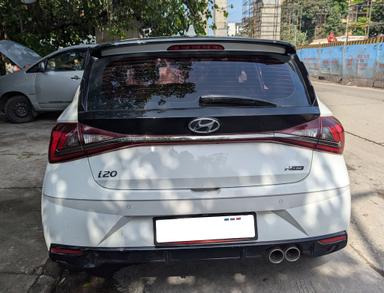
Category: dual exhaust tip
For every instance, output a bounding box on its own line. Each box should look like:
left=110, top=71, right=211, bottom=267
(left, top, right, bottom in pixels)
left=268, top=246, right=301, bottom=264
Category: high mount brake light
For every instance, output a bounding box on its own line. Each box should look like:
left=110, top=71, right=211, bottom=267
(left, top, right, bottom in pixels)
left=167, top=44, right=224, bottom=51
left=48, top=116, right=344, bottom=163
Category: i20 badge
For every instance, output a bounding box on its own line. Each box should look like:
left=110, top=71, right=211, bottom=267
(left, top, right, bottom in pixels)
left=188, top=117, right=220, bottom=134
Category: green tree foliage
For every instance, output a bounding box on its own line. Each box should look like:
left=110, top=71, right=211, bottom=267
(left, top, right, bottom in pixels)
left=349, top=0, right=384, bottom=36
left=281, top=0, right=383, bottom=44
left=281, top=0, right=348, bottom=44
left=370, top=0, right=384, bottom=36
left=0, top=0, right=214, bottom=55
left=323, top=0, right=349, bottom=36
left=280, top=24, right=308, bottom=46
left=349, top=0, right=370, bottom=35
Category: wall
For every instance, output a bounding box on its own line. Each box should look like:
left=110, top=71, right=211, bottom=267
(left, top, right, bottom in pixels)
left=297, top=39, right=384, bottom=88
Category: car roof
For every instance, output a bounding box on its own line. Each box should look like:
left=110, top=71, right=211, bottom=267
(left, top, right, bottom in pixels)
left=44, top=44, right=96, bottom=58
left=93, top=36, right=296, bottom=56
left=27, top=44, right=96, bottom=70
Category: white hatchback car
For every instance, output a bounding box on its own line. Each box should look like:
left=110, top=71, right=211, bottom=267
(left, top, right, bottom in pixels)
left=42, top=37, right=350, bottom=269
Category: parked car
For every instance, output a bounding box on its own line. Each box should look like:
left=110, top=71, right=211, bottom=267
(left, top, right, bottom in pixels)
left=42, top=37, right=350, bottom=269
left=0, top=43, right=94, bottom=123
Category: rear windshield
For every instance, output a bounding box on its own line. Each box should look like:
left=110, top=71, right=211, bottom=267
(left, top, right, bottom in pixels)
left=86, top=55, right=310, bottom=112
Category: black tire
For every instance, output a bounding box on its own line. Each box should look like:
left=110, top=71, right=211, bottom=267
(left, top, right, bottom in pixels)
left=4, top=95, right=35, bottom=123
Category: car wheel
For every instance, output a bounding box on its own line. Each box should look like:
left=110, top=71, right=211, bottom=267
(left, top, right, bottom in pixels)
left=4, top=95, right=36, bottom=123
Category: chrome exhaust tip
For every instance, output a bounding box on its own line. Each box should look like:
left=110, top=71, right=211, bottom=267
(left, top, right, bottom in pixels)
left=284, top=246, right=301, bottom=262
left=268, top=248, right=285, bottom=264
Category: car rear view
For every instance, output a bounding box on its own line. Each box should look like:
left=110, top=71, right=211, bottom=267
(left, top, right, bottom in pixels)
left=42, top=38, right=350, bottom=268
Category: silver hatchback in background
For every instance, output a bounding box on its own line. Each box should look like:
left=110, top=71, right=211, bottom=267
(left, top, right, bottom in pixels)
left=0, top=42, right=94, bottom=123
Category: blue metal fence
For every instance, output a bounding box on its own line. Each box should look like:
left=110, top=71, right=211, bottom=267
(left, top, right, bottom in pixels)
left=297, top=41, right=384, bottom=88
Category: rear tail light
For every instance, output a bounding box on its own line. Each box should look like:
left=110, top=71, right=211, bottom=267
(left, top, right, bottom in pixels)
left=318, top=116, right=345, bottom=153
left=48, top=116, right=344, bottom=163
left=49, top=123, right=83, bottom=163
left=48, top=123, right=125, bottom=163
left=277, top=116, right=344, bottom=154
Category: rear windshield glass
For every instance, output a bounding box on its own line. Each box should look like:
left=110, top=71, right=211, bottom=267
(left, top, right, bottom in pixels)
left=86, top=55, right=310, bottom=112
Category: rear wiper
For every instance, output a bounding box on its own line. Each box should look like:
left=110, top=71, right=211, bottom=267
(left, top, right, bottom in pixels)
left=199, top=95, right=277, bottom=107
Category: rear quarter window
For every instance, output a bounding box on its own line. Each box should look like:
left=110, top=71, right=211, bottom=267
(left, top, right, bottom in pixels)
left=86, top=55, right=310, bottom=112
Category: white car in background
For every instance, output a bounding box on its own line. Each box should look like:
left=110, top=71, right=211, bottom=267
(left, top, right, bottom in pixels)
left=42, top=37, right=350, bottom=270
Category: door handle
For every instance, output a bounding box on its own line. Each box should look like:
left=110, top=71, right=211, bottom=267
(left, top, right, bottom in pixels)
left=70, top=75, right=81, bottom=80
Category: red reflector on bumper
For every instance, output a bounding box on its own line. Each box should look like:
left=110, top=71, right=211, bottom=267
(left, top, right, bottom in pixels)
left=50, top=247, right=83, bottom=256
left=318, top=235, right=347, bottom=244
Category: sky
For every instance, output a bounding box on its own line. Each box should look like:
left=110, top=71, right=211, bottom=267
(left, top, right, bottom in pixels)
left=227, top=0, right=242, bottom=23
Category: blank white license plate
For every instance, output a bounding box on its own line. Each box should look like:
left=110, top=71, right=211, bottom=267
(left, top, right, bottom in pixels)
left=155, top=214, right=256, bottom=245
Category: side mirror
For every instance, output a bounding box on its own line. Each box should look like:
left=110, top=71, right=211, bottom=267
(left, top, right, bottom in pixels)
left=38, top=61, right=46, bottom=72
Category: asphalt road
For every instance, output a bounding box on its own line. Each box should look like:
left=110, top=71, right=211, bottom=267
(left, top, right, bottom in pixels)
left=0, top=81, right=383, bottom=293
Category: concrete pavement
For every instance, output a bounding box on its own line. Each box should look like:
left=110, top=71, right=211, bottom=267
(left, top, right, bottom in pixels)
left=313, top=81, right=384, bottom=275
left=0, top=83, right=383, bottom=292
left=0, top=117, right=58, bottom=293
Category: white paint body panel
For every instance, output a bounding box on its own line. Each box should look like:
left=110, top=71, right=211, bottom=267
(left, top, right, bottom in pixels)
left=42, top=148, right=350, bottom=248
left=42, top=150, right=349, bottom=201
left=42, top=186, right=350, bottom=247
left=88, top=142, right=313, bottom=190
left=43, top=76, right=351, bottom=250
left=57, top=88, right=79, bottom=123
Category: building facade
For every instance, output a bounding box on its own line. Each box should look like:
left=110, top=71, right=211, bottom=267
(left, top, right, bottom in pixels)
left=213, top=0, right=228, bottom=36
left=228, top=22, right=242, bottom=36
left=242, top=0, right=281, bottom=40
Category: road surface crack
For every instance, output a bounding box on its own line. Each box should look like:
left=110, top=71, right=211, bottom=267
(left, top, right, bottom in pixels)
left=349, top=244, right=384, bottom=278
left=345, top=131, right=384, bottom=147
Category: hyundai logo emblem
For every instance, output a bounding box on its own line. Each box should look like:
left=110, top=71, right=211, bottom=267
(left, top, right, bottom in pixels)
left=188, top=117, right=220, bottom=134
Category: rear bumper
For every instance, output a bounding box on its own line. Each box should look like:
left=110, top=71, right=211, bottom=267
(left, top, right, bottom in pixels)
left=50, top=232, right=347, bottom=269
left=42, top=186, right=351, bottom=248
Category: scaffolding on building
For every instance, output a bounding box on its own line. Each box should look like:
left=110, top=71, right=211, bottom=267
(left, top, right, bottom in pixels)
left=242, top=0, right=281, bottom=40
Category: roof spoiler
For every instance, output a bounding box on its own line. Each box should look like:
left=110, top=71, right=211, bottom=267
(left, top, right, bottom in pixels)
left=91, top=37, right=296, bottom=58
